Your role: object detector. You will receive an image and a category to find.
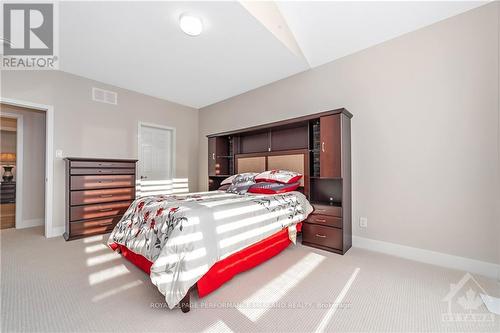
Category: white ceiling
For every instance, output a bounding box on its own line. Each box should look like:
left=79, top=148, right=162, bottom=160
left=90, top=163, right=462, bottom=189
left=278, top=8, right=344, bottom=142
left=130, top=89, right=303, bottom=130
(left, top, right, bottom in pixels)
left=59, top=1, right=487, bottom=108
left=276, top=1, right=487, bottom=68
left=59, top=1, right=309, bottom=108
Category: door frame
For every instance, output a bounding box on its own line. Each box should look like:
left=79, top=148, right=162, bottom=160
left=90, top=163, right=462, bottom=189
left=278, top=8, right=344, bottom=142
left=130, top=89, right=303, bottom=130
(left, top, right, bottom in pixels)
left=137, top=121, right=176, bottom=181
left=0, top=98, right=55, bottom=238
left=0, top=112, right=23, bottom=229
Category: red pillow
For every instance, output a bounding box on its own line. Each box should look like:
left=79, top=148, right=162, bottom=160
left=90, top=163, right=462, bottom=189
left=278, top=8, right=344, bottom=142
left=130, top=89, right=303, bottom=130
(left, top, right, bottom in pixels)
left=255, top=170, right=302, bottom=184
left=248, top=182, right=300, bottom=194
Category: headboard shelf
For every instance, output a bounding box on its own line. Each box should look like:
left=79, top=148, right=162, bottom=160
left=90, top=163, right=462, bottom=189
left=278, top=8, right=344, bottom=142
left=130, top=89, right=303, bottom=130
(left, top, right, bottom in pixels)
left=310, top=176, right=342, bottom=180
left=309, top=200, right=342, bottom=207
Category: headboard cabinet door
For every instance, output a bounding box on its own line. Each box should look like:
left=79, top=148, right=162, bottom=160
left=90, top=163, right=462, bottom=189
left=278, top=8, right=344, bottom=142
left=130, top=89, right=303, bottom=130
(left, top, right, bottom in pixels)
left=320, top=114, right=342, bottom=178
left=208, top=137, right=230, bottom=176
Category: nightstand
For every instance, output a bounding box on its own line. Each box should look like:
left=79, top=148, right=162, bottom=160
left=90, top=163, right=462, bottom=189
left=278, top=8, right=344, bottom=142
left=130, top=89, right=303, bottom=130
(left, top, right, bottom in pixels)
left=302, top=202, right=351, bottom=254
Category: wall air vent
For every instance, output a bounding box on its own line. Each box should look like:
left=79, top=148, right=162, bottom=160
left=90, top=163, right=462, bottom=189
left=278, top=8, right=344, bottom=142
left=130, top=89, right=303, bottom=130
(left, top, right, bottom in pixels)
left=92, top=87, right=118, bottom=105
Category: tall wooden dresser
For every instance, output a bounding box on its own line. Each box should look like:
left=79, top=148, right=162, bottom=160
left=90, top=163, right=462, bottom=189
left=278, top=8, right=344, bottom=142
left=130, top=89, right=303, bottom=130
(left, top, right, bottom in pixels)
left=64, top=158, right=137, bottom=241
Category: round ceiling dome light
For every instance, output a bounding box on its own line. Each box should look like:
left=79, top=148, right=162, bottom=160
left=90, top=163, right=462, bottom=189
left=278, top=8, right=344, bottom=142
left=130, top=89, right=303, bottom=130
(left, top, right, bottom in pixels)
left=179, top=14, right=203, bottom=36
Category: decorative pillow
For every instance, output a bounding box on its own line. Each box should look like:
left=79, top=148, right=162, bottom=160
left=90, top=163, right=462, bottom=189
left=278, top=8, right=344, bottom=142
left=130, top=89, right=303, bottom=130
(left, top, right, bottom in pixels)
left=218, top=184, right=230, bottom=191
left=255, top=170, right=302, bottom=184
left=226, top=181, right=255, bottom=195
left=248, top=181, right=300, bottom=194
left=220, top=175, right=237, bottom=186
left=221, top=172, right=258, bottom=185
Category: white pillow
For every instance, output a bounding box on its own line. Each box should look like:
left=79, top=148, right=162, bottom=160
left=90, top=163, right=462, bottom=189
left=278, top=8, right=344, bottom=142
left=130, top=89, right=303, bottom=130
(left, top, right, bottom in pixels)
left=220, top=175, right=237, bottom=185
left=221, top=172, right=258, bottom=185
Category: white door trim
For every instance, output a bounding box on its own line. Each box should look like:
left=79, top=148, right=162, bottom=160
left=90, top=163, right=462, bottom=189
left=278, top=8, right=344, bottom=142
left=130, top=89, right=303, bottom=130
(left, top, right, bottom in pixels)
left=0, top=112, right=23, bottom=229
left=137, top=121, right=176, bottom=180
left=0, top=98, right=55, bottom=238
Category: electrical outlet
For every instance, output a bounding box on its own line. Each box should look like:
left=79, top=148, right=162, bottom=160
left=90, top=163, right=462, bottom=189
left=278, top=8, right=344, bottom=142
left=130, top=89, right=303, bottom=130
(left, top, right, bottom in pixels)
left=55, top=149, right=63, bottom=159
left=359, top=217, right=368, bottom=228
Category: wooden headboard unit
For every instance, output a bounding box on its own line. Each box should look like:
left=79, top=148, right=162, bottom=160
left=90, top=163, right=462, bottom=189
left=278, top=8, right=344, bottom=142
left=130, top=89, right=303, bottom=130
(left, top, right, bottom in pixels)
left=235, top=149, right=309, bottom=194
left=207, top=108, right=353, bottom=255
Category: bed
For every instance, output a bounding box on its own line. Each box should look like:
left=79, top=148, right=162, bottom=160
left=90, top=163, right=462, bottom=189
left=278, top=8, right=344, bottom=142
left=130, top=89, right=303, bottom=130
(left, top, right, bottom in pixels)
left=107, top=151, right=312, bottom=312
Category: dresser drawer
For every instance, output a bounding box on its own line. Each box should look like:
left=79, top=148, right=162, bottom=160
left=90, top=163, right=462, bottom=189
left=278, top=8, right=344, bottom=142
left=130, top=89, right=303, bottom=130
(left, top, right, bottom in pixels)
left=0, top=187, right=16, bottom=194
left=70, top=188, right=135, bottom=205
left=70, top=161, right=136, bottom=169
left=71, top=168, right=135, bottom=175
left=70, top=175, right=135, bottom=190
left=302, top=224, right=342, bottom=250
left=70, top=200, right=132, bottom=221
left=70, top=216, right=122, bottom=237
left=305, top=214, right=342, bottom=228
left=0, top=183, right=16, bottom=190
left=0, top=183, right=16, bottom=204
left=312, top=204, right=342, bottom=217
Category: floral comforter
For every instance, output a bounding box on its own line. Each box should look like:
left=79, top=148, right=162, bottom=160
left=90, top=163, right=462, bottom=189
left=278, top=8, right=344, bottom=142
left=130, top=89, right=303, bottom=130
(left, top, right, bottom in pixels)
left=108, top=190, right=313, bottom=308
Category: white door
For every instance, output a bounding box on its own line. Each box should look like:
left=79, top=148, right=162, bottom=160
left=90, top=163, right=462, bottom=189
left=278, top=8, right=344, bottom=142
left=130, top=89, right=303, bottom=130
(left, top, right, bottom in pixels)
left=138, top=123, right=175, bottom=182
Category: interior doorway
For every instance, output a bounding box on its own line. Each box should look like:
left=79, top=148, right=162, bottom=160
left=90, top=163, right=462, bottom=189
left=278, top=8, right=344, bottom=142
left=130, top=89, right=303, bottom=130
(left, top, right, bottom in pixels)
left=137, top=122, right=176, bottom=196
left=0, top=116, right=18, bottom=229
left=0, top=104, right=46, bottom=233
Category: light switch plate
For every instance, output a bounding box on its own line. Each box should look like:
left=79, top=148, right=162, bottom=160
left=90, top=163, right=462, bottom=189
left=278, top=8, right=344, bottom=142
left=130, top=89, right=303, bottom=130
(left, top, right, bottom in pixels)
left=359, top=217, right=368, bottom=228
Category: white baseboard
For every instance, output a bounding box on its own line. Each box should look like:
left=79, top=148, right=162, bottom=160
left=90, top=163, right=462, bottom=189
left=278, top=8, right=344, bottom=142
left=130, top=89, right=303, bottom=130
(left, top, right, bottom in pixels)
left=48, top=226, right=65, bottom=238
left=352, top=236, right=500, bottom=280
left=17, top=218, right=44, bottom=229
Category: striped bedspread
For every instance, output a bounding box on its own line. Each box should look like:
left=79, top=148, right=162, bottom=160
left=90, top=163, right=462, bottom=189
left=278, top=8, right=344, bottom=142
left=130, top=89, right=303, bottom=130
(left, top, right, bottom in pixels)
left=108, top=190, right=313, bottom=308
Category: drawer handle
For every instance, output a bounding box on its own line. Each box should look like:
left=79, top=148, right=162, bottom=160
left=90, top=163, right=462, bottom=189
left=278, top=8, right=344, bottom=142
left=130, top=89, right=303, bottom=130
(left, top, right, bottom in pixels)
left=315, top=233, right=327, bottom=238
left=98, top=163, right=114, bottom=166
left=315, top=218, right=327, bottom=223
left=98, top=222, right=113, bottom=227
left=315, top=209, right=326, bottom=213
left=100, top=194, right=113, bottom=198
left=99, top=208, right=113, bottom=212
left=98, top=180, right=113, bottom=183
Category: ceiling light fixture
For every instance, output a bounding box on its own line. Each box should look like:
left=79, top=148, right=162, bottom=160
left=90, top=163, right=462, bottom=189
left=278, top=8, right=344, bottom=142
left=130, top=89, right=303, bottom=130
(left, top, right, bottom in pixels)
left=179, top=14, right=203, bottom=36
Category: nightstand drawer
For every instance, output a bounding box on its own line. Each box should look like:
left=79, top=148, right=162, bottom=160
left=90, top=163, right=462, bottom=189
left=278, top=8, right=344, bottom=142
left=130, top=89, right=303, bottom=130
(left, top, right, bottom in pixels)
left=302, top=224, right=342, bottom=250
left=312, top=204, right=342, bottom=217
left=305, top=214, right=342, bottom=228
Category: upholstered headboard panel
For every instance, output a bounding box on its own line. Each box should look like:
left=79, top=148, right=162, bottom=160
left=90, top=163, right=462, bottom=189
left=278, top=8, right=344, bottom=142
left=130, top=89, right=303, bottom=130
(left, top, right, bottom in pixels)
left=267, top=154, right=305, bottom=186
left=235, top=150, right=309, bottom=191
left=236, top=156, right=266, bottom=174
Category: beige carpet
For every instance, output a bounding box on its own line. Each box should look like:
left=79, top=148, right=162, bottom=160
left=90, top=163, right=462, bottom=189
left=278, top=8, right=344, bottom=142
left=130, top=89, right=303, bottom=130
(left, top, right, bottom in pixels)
left=1, top=227, right=499, bottom=332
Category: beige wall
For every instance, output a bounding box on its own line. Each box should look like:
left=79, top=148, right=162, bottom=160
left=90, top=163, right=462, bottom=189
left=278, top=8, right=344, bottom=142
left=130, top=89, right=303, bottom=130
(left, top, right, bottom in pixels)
left=199, top=3, right=500, bottom=264
left=0, top=131, right=16, bottom=153
left=1, top=119, right=17, bottom=153
left=1, top=71, right=199, bottom=233
left=1, top=106, right=46, bottom=227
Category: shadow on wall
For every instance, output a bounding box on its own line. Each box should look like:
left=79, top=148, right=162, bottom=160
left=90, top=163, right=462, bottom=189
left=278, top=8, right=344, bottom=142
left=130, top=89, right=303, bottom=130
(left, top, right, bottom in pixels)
left=136, top=178, right=189, bottom=197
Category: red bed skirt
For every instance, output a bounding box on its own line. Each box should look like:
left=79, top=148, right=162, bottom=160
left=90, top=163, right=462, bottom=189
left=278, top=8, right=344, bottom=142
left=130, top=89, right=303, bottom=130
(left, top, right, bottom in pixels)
left=109, top=223, right=302, bottom=298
